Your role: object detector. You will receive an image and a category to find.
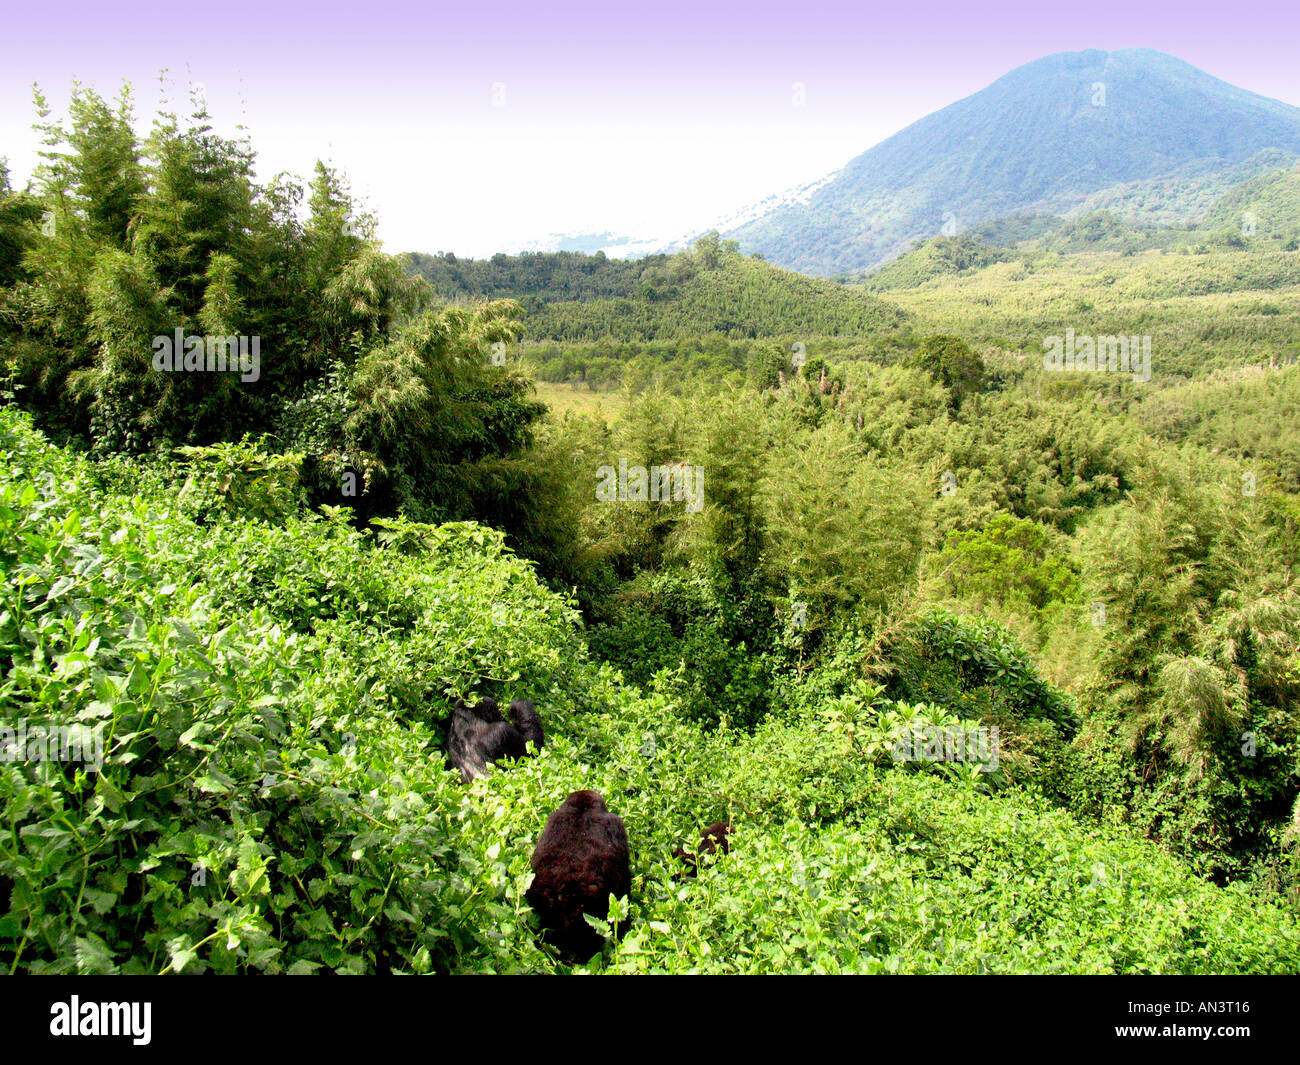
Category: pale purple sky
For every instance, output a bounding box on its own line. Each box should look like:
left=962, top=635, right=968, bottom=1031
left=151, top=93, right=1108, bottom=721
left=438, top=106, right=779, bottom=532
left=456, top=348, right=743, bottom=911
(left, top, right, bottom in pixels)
left=2, top=0, right=1297, bottom=255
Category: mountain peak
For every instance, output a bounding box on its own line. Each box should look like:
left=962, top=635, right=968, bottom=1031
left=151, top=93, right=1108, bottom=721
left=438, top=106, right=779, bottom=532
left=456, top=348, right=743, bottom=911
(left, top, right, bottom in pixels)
left=726, top=49, right=1300, bottom=276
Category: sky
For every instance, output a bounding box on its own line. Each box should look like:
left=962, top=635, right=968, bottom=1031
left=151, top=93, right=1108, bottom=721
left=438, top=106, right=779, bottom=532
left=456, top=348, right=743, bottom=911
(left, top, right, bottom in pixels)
left=2, top=0, right=1298, bottom=257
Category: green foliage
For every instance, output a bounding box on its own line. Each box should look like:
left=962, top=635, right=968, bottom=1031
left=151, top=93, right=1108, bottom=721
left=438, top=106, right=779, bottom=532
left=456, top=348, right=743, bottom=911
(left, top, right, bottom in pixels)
left=933, top=513, right=1081, bottom=616
left=408, top=244, right=906, bottom=343
left=0, top=161, right=43, bottom=289
left=909, top=334, right=986, bottom=410
left=1038, top=211, right=1165, bottom=255
left=1062, top=450, right=1300, bottom=876
left=877, top=233, right=1300, bottom=380
left=405, top=247, right=670, bottom=303
left=1202, top=168, right=1300, bottom=249
left=1137, top=365, right=1300, bottom=490
left=172, top=439, right=305, bottom=525
left=0, top=406, right=586, bottom=973
left=343, top=301, right=547, bottom=521
left=2, top=83, right=545, bottom=542
left=3, top=406, right=1299, bottom=973
left=762, top=421, right=931, bottom=635
left=856, top=236, right=1011, bottom=291
left=589, top=570, right=778, bottom=730
left=31, top=83, right=145, bottom=251
left=887, top=608, right=1078, bottom=732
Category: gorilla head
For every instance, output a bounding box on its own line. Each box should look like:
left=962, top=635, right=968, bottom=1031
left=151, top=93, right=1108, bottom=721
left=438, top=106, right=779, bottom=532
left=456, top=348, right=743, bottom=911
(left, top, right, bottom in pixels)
left=509, top=698, right=545, bottom=752
left=526, top=790, right=631, bottom=960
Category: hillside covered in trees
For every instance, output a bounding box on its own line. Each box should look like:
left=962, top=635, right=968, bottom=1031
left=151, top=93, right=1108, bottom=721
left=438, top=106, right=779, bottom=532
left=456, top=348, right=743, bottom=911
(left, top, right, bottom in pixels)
left=407, top=238, right=906, bottom=341
left=2, top=82, right=1300, bottom=976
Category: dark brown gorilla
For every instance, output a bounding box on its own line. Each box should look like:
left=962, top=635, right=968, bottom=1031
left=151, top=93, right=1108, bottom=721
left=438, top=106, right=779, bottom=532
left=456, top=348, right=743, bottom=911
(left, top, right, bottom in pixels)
left=445, top=697, right=526, bottom=783
left=509, top=698, right=545, bottom=753
left=672, top=821, right=731, bottom=877
left=526, top=790, right=631, bottom=959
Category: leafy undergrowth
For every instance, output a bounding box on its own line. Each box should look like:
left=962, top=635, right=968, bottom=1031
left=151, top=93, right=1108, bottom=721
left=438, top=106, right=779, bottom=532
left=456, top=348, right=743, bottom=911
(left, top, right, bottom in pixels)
left=1, top=405, right=1297, bottom=974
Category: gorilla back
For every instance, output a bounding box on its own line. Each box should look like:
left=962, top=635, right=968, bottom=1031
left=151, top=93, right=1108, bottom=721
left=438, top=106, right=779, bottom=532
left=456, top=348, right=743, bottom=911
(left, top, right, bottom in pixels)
left=526, top=790, right=631, bottom=959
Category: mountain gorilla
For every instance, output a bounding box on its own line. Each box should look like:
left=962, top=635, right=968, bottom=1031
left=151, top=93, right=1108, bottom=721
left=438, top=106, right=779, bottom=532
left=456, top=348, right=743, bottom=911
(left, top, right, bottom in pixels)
left=526, top=790, right=631, bottom=959
left=445, top=697, right=526, bottom=783
left=445, top=696, right=546, bottom=783
left=673, top=821, right=731, bottom=877
left=509, top=698, right=545, bottom=753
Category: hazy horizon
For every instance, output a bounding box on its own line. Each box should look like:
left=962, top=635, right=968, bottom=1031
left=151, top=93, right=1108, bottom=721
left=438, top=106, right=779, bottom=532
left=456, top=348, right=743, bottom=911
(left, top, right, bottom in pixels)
left=3, top=0, right=1299, bottom=258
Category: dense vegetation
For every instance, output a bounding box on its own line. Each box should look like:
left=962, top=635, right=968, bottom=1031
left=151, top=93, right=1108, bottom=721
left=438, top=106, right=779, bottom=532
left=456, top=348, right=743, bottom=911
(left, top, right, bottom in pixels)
left=3, top=405, right=1298, bottom=973
left=405, top=248, right=664, bottom=303
left=855, top=168, right=1300, bottom=292
left=2, top=81, right=1300, bottom=974
left=409, top=235, right=905, bottom=342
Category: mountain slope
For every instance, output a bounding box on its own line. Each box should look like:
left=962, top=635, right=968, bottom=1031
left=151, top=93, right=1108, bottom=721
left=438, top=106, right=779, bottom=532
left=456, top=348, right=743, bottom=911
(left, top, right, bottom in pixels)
left=727, top=48, right=1300, bottom=276
left=1202, top=167, right=1300, bottom=244
left=861, top=163, right=1300, bottom=286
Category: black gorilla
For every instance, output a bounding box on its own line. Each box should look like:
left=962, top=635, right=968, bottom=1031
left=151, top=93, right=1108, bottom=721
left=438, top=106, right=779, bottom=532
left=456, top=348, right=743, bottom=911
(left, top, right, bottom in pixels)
left=509, top=698, right=545, bottom=752
left=445, top=697, right=525, bottom=783
left=445, top=696, right=546, bottom=783
left=673, top=821, right=731, bottom=877
left=526, top=790, right=631, bottom=959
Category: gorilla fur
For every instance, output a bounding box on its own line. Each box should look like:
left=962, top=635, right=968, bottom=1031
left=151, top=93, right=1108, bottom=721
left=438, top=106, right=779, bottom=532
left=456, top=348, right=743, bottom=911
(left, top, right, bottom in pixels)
left=526, top=790, right=631, bottom=959
left=673, top=821, right=731, bottom=877
left=509, top=698, right=545, bottom=752
left=445, top=697, right=526, bottom=783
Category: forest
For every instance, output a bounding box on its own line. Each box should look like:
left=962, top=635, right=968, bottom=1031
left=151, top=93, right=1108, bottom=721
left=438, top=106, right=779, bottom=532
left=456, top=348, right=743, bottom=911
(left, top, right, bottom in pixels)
left=1, top=83, right=1299, bottom=974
